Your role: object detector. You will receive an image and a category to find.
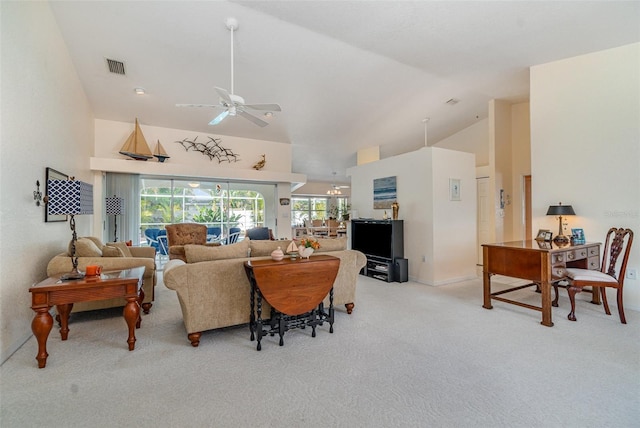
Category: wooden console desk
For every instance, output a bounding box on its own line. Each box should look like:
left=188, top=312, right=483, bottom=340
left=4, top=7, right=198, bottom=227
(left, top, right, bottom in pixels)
left=29, top=267, right=145, bottom=368
left=482, top=241, right=600, bottom=327
left=244, top=255, right=340, bottom=350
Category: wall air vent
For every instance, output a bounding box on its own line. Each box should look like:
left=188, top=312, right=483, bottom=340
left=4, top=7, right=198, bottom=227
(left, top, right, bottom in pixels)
left=105, top=58, right=126, bottom=75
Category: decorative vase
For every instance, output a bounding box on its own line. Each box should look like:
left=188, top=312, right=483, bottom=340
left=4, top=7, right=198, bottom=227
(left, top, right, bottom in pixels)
left=271, top=246, right=284, bottom=261
left=299, top=247, right=314, bottom=259
left=392, top=202, right=399, bottom=220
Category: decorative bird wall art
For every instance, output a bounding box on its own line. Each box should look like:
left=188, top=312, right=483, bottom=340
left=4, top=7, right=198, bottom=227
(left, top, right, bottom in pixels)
left=175, top=136, right=240, bottom=164
left=252, top=154, right=266, bottom=170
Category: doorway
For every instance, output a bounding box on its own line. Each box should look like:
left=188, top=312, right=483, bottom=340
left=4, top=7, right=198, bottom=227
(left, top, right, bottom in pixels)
left=524, top=175, right=532, bottom=240
left=477, top=177, right=491, bottom=265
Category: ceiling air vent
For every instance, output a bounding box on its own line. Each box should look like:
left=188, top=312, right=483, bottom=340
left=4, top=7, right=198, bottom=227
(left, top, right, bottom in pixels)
left=445, top=98, right=460, bottom=106
left=105, top=58, right=126, bottom=75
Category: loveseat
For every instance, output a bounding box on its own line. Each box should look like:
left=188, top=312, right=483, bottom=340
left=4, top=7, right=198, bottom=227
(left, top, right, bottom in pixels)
left=163, top=237, right=366, bottom=347
left=47, top=237, right=157, bottom=313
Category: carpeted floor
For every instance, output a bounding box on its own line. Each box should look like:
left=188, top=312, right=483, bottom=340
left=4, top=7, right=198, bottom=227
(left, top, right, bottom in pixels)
left=1, top=273, right=639, bottom=428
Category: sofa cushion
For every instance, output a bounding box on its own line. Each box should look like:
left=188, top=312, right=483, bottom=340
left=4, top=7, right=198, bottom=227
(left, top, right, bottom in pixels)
left=107, top=241, right=133, bottom=258
left=185, top=239, right=250, bottom=263
left=295, top=237, right=347, bottom=253
left=250, top=240, right=288, bottom=257
left=101, top=246, right=123, bottom=257
left=69, top=237, right=103, bottom=257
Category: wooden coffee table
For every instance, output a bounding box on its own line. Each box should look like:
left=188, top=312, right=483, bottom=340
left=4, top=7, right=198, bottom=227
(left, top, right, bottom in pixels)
left=29, top=266, right=145, bottom=368
left=244, top=255, right=340, bottom=350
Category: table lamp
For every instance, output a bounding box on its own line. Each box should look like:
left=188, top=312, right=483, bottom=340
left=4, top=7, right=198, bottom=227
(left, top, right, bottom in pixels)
left=546, top=202, right=576, bottom=244
left=105, top=195, right=124, bottom=242
left=47, top=179, right=94, bottom=280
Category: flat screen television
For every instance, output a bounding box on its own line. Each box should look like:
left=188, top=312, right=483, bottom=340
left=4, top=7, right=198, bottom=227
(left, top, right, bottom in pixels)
left=351, top=220, right=402, bottom=260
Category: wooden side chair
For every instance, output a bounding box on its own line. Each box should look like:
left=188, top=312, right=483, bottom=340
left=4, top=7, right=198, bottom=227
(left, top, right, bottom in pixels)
left=564, top=227, right=634, bottom=323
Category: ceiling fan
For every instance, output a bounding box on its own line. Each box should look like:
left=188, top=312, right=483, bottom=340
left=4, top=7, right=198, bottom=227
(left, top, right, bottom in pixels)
left=327, top=172, right=350, bottom=195
left=176, top=17, right=281, bottom=127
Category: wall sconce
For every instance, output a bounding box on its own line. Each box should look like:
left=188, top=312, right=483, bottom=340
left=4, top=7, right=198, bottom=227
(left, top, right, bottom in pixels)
left=34, top=180, right=43, bottom=206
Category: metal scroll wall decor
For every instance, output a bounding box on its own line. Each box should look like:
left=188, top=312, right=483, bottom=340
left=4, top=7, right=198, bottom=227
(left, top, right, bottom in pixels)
left=175, top=136, right=240, bottom=164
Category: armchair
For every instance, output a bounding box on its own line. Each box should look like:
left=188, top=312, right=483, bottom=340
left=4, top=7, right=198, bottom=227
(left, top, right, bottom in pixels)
left=165, top=223, right=219, bottom=262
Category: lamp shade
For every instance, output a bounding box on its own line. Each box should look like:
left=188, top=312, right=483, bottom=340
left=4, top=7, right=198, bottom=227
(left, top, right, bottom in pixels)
left=105, top=195, right=124, bottom=215
left=47, top=179, right=93, bottom=216
left=546, top=204, right=576, bottom=216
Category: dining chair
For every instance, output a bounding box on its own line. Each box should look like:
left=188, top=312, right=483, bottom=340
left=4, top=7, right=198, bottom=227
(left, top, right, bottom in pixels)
left=564, top=227, right=634, bottom=323
left=225, top=227, right=242, bottom=245
left=207, top=227, right=222, bottom=243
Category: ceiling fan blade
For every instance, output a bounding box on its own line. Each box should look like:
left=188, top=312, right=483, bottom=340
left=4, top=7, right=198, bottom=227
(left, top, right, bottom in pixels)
left=209, top=110, right=229, bottom=126
left=238, top=110, right=268, bottom=127
left=176, top=103, right=219, bottom=108
left=215, top=87, right=233, bottom=104
left=243, top=103, right=282, bottom=112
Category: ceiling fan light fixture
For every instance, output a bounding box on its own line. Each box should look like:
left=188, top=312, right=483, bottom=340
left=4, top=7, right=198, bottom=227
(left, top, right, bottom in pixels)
left=134, top=87, right=146, bottom=95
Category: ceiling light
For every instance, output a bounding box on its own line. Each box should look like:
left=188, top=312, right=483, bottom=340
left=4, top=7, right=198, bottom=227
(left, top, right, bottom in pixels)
left=327, top=189, right=342, bottom=195
left=188, top=182, right=200, bottom=188
left=134, top=87, right=146, bottom=95
left=263, top=112, right=273, bottom=118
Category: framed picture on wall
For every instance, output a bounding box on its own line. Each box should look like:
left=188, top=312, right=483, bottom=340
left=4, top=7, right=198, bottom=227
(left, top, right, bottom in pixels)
left=373, top=176, right=397, bottom=209
left=45, top=167, right=68, bottom=222
left=449, top=178, right=461, bottom=201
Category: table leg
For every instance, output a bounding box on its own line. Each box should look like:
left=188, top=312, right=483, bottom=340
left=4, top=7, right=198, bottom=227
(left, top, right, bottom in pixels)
left=31, top=307, right=53, bottom=368
left=123, top=296, right=139, bottom=351
left=256, top=293, right=263, bottom=351
left=136, top=287, right=144, bottom=328
left=56, top=303, right=72, bottom=340
left=540, top=280, right=554, bottom=327
left=482, top=271, right=493, bottom=309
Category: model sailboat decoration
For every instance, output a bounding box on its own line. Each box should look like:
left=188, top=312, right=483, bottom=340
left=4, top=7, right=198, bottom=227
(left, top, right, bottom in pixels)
left=286, top=240, right=299, bottom=256
left=153, top=140, right=170, bottom=163
left=119, top=118, right=153, bottom=161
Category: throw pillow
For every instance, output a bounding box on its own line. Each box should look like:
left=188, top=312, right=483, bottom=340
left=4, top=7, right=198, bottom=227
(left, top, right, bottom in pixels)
left=101, top=246, right=123, bottom=257
left=69, top=237, right=103, bottom=257
left=185, top=239, right=250, bottom=263
left=250, top=240, right=286, bottom=257
left=106, top=241, right=133, bottom=258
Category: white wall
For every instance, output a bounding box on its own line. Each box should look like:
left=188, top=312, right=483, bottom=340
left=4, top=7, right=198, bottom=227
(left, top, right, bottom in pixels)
left=434, top=118, right=489, bottom=166
left=531, top=42, right=640, bottom=311
left=347, top=147, right=476, bottom=285
left=0, top=2, right=94, bottom=363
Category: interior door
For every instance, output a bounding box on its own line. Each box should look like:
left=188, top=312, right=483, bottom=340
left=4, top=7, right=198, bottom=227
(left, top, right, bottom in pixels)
left=477, top=177, right=491, bottom=265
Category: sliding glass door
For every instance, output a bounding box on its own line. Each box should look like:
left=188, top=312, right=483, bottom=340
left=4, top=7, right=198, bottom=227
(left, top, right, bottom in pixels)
left=140, top=177, right=273, bottom=243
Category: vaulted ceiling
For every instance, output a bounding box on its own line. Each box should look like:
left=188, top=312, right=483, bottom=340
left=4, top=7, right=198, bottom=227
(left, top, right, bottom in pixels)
left=49, top=1, right=640, bottom=183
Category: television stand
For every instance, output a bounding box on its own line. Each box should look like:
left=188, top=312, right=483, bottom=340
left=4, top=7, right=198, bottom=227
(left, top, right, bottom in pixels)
left=365, top=256, right=394, bottom=283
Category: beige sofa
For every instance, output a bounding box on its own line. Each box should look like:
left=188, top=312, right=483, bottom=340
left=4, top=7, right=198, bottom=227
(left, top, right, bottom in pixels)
left=47, top=237, right=157, bottom=313
left=163, top=237, right=366, bottom=347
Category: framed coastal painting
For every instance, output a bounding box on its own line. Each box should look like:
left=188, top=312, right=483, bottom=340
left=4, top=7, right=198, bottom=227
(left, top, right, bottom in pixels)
left=373, top=176, right=396, bottom=209
left=45, top=167, right=68, bottom=222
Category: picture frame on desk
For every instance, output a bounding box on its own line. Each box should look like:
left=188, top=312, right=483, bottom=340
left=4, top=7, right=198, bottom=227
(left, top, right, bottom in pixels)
left=571, top=228, right=586, bottom=244
left=536, top=229, right=552, bottom=242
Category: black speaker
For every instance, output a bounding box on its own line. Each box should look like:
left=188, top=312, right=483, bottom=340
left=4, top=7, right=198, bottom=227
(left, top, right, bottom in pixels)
left=393, top=258, right=408, bottom=282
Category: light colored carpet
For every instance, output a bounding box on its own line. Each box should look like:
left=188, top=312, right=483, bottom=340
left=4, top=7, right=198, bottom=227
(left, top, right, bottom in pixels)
left=1, top=273, right=639, bottom=428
